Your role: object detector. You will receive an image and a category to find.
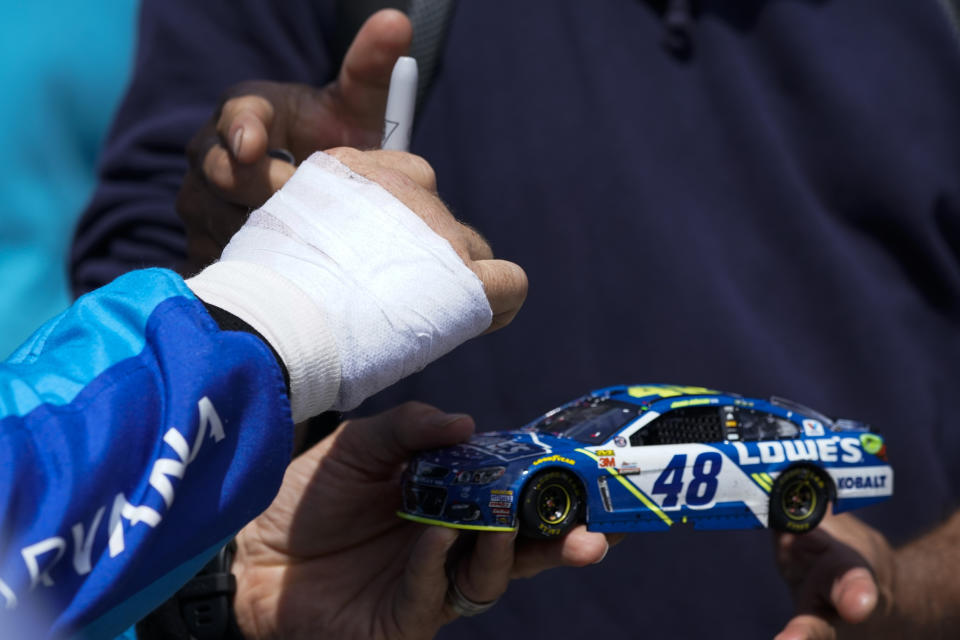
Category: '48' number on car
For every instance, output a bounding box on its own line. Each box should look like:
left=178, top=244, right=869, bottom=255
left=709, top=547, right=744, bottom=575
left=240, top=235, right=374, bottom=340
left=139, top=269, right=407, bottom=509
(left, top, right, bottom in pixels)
left=651, top=452, right=723, bottom=508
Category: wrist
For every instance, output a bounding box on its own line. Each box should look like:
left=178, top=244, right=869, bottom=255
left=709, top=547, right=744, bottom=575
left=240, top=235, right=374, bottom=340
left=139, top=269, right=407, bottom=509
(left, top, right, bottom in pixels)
left=888, top=543, right=942, bottom=635
left=187, top=261, right=341, bottom=423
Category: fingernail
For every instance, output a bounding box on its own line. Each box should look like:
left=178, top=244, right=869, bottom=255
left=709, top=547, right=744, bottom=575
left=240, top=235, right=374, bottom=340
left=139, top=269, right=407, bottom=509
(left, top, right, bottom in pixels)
left=428, top=412, right=472, bottom=428
left=231, top=127, right=244, bottom=157
left=592, top=541, right=610, bottom=565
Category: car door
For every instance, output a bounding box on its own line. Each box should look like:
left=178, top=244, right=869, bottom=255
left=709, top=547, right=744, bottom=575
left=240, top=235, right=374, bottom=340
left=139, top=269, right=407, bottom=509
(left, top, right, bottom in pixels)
left=712, top=405, right=804, bottom=526
left=608, top=405, right=728, bottom=526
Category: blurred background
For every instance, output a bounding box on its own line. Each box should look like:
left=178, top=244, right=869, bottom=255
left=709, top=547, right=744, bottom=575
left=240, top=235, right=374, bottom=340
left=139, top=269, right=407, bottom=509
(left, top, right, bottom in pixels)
left=0, top=0, right=137, bottom=358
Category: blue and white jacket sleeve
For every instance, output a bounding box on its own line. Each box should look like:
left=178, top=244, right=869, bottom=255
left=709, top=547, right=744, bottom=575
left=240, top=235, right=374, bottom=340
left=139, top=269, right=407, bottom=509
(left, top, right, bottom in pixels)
left=0, top=268, right=295, bottom=639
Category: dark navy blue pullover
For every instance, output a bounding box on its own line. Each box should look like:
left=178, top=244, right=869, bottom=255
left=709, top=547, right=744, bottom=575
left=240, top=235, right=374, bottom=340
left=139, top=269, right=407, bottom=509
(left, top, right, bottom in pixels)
left=72, top=1, right=960, bottom=636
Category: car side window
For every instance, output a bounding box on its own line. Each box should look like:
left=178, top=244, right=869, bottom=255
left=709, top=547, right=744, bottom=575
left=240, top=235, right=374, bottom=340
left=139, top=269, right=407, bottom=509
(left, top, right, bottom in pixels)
left=630, top=407, right=724, bottom=446
left=737, top=408, right=799, bottom=441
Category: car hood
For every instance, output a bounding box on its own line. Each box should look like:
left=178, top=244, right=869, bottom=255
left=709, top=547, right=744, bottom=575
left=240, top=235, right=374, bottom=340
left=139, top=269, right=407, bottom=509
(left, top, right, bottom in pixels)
left=417, top=430, right=571, bottom=468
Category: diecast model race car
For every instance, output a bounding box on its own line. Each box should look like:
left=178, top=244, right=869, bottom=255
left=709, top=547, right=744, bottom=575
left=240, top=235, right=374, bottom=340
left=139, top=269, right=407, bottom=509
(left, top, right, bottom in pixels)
left=399, top=384, right=892, bottom=538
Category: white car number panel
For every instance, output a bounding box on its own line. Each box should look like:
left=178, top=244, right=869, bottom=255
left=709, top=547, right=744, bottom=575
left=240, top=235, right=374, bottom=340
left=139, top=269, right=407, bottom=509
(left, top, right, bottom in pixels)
left=619, top=444, right=769, bottom=522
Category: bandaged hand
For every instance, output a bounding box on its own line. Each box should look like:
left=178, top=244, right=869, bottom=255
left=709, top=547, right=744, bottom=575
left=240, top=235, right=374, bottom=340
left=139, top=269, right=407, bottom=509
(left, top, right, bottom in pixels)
left=187, top=149, right=527, bottom=420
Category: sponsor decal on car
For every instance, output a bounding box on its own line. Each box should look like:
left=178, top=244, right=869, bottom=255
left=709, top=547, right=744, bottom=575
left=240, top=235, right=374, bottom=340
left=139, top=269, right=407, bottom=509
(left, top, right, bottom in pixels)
left=628, top=385, right=718, bottom=399
left=732, top=437, right=863, bottom=465
left=489, top=489, right=514, bottom=508
left=838, top=475, right=887, bottom=490
left=670, top=397, right=716, bottom=409
left=803, top=419, right=825, bottom=437
left=830, top=466, right=893, bottom=497
left=532, top=454, right=575, bottom=466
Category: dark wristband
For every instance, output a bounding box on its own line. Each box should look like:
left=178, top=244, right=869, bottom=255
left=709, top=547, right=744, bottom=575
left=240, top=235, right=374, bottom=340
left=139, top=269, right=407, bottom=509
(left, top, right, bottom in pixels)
left=135, top=541, right=245, bottom=640
left=202, top=302, right=291, bottom=394
left=201, top=301, right=341, bottom=451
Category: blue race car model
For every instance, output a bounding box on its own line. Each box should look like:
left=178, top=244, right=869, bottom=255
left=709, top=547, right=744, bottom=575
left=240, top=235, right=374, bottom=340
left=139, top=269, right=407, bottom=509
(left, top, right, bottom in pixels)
left=399, top=384, right=892, bottom=538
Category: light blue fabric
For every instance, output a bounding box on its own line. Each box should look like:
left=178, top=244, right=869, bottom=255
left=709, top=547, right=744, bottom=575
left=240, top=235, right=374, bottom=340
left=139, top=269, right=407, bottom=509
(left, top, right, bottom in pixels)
left=0, top=268, right=291, bottom=637
left=0, top=0, right=138, bottom=359
left=0, top=269, right=195, bottom=419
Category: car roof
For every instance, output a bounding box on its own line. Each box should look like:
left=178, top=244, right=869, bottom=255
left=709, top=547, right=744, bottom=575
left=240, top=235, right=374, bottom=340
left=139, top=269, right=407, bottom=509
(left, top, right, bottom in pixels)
left=595, top=384, right=732, bottom=406
left=588, top=384, right=837, bottom=427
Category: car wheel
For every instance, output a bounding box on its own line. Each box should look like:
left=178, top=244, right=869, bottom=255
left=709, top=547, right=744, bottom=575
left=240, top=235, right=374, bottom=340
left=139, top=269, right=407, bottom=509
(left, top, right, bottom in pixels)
left=519, top=470, right=584, bottom=539
left=769, top=466, right=830, bottom=533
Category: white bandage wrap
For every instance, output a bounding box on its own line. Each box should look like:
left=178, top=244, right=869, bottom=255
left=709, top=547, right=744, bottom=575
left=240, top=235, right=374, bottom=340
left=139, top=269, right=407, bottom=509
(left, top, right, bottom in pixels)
left=187, top=152, right=492, bottom=419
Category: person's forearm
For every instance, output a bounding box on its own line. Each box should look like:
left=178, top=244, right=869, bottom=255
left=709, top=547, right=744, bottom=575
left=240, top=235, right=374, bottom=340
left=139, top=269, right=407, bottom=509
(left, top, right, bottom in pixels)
left=0, top=269, right=294, bottom=638
left=888, top=510, right=960, bottom=636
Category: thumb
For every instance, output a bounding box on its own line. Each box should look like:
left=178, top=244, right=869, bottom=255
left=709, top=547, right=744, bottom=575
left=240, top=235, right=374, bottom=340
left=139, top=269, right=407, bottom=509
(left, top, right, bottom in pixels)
left=333, top=9, right=412, bottom=141
left=775, top=614, right=837, bottom=640
left=336, top=402, right=476, bottom=474
left=830, top=566, right=878, bottom=624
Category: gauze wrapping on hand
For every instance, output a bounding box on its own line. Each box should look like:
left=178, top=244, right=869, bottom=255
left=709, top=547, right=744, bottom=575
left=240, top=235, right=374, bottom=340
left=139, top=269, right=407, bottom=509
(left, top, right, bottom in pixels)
left=188, top=152, right=492, bottom=420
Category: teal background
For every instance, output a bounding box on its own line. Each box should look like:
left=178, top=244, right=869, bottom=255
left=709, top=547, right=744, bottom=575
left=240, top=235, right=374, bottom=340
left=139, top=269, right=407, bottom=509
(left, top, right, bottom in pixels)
left=0, top=0, right=138, bottom=358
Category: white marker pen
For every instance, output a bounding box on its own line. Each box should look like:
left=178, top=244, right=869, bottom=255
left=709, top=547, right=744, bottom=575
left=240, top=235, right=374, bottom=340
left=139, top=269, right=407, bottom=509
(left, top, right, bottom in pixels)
left=381, top=56, right=419, bottom=151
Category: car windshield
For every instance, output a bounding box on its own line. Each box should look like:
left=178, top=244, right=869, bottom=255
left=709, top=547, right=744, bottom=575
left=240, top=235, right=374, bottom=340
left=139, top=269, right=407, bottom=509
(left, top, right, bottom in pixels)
left=531, top=397, right=640, bottom=444
left=770, top=396, right=834, bottom=427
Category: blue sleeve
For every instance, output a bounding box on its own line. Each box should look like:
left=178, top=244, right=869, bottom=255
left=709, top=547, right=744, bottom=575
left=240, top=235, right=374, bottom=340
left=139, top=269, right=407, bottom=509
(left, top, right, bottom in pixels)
left=69, top=0, right=337, bottom=296
left=0, top=268, right=294, bottom=639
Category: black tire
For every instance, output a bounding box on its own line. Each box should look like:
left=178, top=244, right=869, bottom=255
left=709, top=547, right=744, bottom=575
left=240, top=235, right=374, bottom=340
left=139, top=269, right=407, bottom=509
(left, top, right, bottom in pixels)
left=519, top=470, right=584, bottom=539
left=769, top=466, right=830, bottom=533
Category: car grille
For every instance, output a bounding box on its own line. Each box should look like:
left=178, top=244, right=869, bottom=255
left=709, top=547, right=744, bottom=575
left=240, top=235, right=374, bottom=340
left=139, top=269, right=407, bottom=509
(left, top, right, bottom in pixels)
left=404, top=484, right=447, bottom=516
left=445, top=502, right=481, bottom=522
